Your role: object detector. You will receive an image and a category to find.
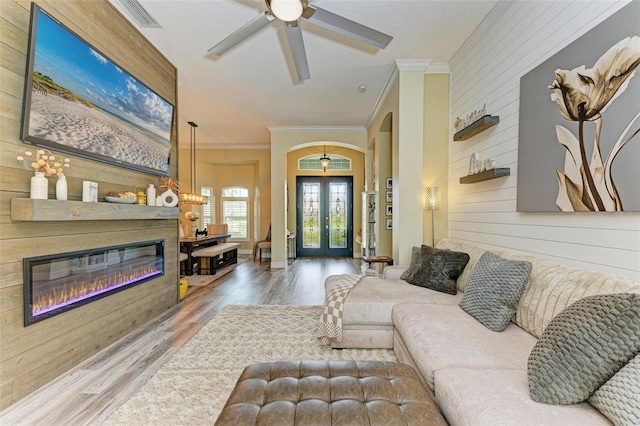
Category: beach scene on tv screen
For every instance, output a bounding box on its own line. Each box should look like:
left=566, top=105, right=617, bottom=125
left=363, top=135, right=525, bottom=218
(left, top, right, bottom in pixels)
left=27, top=8, right=173, bottom=174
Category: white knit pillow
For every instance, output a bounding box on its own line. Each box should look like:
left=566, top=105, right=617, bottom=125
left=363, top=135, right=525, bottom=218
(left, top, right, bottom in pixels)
left=589, top=355, right=640, bottom=425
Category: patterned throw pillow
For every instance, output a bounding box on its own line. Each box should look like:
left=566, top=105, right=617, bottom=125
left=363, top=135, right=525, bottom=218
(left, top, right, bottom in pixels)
left=459, top=251, right=532, bottom=331
left=400, top=246, right=421, bottom=280
left=589, top=355, right=640, bottom=425
left=528, top=293, right=640, bottom=405
left=403, top=246, right=469, bottom=295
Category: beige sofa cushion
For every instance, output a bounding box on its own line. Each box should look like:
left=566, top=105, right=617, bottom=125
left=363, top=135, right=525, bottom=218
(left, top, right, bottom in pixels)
left=437, top=239, right=640, bottom=338
left=325, top=275, right=461, bottom=327
left=435, top=369, right=609, bottom=426
left=510, top=255, right=640, bottom=338
left=393, top=304, right=537, bottom=389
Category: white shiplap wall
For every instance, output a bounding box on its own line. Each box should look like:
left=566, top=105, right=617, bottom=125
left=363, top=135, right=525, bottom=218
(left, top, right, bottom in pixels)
left=448, top=0, right=640, bottom=278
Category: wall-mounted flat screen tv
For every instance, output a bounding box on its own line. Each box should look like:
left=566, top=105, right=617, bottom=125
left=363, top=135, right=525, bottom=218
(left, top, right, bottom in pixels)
left=21, top=3, right=174, bottom=176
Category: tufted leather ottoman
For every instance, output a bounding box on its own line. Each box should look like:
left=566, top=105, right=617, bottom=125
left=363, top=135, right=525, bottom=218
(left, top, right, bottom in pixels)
left=215, top=360, right=446, bottom=426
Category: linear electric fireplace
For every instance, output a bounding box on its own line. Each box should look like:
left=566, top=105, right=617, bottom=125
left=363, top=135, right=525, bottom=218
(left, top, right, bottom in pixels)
left=23, top=240, right=164, bottom=326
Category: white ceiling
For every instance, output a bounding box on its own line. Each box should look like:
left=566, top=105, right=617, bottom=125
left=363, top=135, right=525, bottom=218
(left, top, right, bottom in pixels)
left=110, top=0, right=498, bottom=149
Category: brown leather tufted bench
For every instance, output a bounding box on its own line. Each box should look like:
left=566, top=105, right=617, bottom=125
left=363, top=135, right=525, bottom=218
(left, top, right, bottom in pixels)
left=215, top=360, right=446, bottom=426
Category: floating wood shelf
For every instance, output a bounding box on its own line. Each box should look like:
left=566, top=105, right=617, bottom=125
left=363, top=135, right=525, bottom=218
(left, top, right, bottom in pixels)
left=10, top=198, right=179, bottom=221
left=459, top=168, right=510, bottom=184
left=454, top=115, right=500, bottom=141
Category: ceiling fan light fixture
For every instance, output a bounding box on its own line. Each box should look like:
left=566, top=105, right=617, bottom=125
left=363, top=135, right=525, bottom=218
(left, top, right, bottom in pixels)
left=268, top=0, right=303, bottom=22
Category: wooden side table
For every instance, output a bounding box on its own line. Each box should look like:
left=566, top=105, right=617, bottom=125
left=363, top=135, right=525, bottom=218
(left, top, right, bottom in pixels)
left=362, top=256, right=393, bottom=275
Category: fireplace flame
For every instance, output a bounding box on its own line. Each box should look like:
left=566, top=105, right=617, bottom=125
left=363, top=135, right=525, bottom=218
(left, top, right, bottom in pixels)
left=32, top=263, right=161, bottom=317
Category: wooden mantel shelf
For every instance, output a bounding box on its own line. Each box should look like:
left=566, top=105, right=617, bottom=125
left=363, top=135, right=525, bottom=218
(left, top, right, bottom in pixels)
left=459, top=168, right=510, bottom=184
left=10, top=198, right=179, bottom=221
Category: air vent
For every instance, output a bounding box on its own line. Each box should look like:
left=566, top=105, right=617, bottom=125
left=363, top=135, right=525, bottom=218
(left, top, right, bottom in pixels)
left=117, top=0, right=162, bottom=28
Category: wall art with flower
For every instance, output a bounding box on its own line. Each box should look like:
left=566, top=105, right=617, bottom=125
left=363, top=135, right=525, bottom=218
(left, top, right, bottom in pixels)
left=517, top=1, right=639, bottom=212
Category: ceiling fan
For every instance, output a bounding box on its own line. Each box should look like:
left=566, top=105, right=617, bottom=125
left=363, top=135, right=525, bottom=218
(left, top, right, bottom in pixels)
left=208, top=0, right=393, bottom=81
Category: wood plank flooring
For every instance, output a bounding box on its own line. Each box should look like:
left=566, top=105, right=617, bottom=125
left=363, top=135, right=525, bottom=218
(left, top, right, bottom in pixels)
left=1, top=256, right=363, bottom=425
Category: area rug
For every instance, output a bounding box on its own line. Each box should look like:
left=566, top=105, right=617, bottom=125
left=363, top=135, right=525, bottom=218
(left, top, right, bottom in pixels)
left=186, top=259, right=247, bottom=287
left=102, top=305, right=397, bottom=425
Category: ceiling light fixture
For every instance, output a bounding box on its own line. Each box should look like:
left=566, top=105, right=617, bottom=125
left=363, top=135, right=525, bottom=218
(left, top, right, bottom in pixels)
left=320, top=146, right=331, bottom=172
left=180, top=121, right=209, bottom=205
left=266, top=0, right=303, bottom=22
left=358, top=84, right=367, bottom=93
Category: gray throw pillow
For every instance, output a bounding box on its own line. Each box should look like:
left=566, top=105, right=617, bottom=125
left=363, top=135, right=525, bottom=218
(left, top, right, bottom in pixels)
left=459, top=251, right=532, bottom=331
left=589, top=355, right=640, bottom=425
left=403, top=245, right=469, bottom=295
left=400, top=246, right=421, bottom=280
left=528, top=293, right=640, bottom=405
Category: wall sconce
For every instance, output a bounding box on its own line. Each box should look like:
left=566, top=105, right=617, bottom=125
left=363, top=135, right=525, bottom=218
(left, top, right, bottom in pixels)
left=425, top=186, right=440, bottom=246
left=320, top=146, right=330, bottom=172
left=179, top=121, right=209, bottom=205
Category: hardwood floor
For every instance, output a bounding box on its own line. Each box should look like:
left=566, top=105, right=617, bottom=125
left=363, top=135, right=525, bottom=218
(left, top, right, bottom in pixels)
left=1, top=256, right=363, bottom=425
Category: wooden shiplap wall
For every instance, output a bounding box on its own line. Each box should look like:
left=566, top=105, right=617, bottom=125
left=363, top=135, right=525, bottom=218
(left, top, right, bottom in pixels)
left=448, top=0, right=640, bottom=278
left=0, top=0, right=179, bottom=409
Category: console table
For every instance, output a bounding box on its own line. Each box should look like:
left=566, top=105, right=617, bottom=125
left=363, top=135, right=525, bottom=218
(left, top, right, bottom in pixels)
left=180, top=234, right=231, bottom=276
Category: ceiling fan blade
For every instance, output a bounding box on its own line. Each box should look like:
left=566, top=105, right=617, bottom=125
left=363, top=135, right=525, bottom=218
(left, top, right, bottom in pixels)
left=302, top=5, right=392, bottom=49
left=284, top=21, right=310, bottom=81
left=208, top=11, right=275, bottom=56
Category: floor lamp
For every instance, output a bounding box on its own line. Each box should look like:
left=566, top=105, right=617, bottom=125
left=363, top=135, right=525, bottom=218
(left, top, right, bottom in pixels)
left=426, top=187, right=440, bottom=246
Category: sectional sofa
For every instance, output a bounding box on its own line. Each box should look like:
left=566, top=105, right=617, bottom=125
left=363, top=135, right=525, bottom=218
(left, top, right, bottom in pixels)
left=324, top=239, right=640, bottom=425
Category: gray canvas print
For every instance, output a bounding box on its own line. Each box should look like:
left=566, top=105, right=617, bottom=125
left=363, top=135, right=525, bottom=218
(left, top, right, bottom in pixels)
left=517, top=2, right=639, bottom=212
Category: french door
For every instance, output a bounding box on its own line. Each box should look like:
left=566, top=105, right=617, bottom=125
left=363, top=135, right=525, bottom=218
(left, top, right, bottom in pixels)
left=296, top=176, right=353, bottom=257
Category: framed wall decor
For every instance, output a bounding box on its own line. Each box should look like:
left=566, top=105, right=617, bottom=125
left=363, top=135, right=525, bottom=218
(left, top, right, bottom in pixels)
left=385, top=177, right=392, bottom=189
left=385, top=204, right=392, bottom=216
left=385, top=191, right=393, bottom=203
left=21, top=4, right=175, bottom=176
left=385, top=218, right=392, bottom=230
left=517, top=1, right=639, bottom=212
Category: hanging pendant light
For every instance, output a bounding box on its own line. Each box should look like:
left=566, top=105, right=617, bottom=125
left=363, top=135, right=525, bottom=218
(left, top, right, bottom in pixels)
left=320, top=146, right=330, bottom=172
left=179, top=121, right=209, bottom=205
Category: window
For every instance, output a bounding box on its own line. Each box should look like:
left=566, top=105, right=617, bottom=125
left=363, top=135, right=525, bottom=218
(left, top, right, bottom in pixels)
left=299, top=155, right=351, bottom=171
left=201, top=187, right=214, bottom=227
left=222, top=187, right=249, bottom=239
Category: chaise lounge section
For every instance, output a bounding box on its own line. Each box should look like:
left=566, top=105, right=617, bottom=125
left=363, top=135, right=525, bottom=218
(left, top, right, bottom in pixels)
left=324, top=239, right=640, bottom=425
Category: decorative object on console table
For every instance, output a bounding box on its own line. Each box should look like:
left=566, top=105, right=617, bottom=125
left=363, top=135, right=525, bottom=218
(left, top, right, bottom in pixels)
left=55, top=175, right=67, bottom=201
left=460, top=168, right=511, bottom=184
left=82, top=181, right=98, bottom=202
left=425, top=186, right=440, bottom=246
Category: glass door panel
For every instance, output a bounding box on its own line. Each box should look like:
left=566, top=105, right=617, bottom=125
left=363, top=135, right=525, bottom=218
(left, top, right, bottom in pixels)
left=329, top=182, right=347, bottom=249
left=302, top=182, right=321, bottom=249
left=296, top=176, right=352, bottom=257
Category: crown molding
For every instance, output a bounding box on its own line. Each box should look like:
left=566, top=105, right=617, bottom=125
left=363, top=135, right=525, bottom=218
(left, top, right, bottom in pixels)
left=425, top=62, right=450, bottom=74
left=395, top=59, right=432, bottom=71
left=267, top=126, right=366, bottom=133
left=179, top=142, right=271, bottom=150
left=365, top=63, right=399, bottom=130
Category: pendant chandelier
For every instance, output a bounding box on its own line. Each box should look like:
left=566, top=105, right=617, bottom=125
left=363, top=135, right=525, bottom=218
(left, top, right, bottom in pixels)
left=179, top=121, right=208, bottom=205
left=320, top=146, right=330, bottom=172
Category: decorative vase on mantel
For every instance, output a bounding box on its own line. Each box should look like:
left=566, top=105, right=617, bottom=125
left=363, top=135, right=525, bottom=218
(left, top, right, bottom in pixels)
left=160, top=188, right=179, bottom=207
left=56, top=175, right=68, bottom=201
left=30, top=171, right=48, bottom=199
